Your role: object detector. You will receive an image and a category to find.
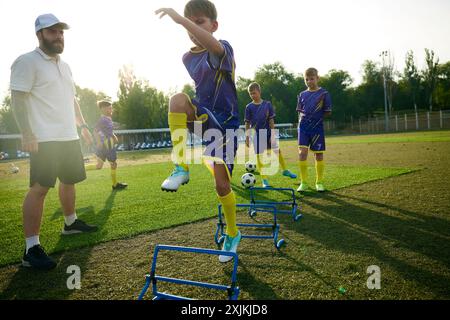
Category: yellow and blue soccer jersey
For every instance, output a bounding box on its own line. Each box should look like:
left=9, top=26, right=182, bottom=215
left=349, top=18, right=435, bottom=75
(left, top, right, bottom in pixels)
left=297, top=88, right=332, bottom=152
left=95, top=115, right=116, bottom=161
left=245, top=100, right=275, bottom=131
left=182, top=40, right=239, bottom=128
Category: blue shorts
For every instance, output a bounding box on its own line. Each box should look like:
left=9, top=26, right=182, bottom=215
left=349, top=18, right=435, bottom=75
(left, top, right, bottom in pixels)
left=95, top=137, right=117, bottom=162
left=253, top=129, right=272, bottom=155
left=188, top=100, right=239, bottom=177
left=298, top=120, right=326, bottom=152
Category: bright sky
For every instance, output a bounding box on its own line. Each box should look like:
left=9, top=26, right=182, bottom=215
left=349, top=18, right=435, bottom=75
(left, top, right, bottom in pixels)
left=1, top=0, right=450, bottom=102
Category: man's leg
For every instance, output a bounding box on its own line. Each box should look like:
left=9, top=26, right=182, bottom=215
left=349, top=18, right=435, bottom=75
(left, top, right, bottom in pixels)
left=23, top=183, right=49, bottom=249
left=60, top=182, right=98, bottom=235
left=161, top=93, right=196, bottom=192
left=22, top=183, right=57, bottom=270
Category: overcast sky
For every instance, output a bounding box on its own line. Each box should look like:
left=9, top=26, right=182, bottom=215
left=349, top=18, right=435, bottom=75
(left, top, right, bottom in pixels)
left=1, top=0, right=449, bottom=102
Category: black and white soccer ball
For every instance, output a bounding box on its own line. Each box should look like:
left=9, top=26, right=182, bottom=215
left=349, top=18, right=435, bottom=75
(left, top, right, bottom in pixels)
left=10, top=164, right=19, bottom=174
left=241, top=173, right=256, bottom=189
left=245, top=161, right=256, bottom=173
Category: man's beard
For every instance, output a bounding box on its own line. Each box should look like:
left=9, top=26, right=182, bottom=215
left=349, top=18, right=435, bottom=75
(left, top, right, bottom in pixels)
left=42, top=37, right=64, bottom=55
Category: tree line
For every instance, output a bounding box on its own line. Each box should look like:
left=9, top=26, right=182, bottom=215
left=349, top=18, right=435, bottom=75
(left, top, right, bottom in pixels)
left=1, top=49, right=449, bottom=134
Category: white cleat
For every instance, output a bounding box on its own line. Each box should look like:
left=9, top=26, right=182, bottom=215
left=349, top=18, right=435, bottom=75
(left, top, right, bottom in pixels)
left=161, top=166, right=190, bottom=192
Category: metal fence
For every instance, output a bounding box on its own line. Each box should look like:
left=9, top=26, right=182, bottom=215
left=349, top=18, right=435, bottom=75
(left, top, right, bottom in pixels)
left=284, top=110, right=450, bottom=137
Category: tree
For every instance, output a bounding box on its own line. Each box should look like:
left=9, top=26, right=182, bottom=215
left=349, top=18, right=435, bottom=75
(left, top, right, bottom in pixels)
left=0, top=94, right=19, bottom=134
left=357, top=60, right=384, bottom=116
left=435, top=61, right=450, bottom=109
left=115, top=65, right=169, bottom=129
left=423, top=49, right=439, bottom=111
left=75, top=86, right=108, bottom=128
left=318, top=69, right=353, bottom=122
left=403, top=50, right=421, bottom=112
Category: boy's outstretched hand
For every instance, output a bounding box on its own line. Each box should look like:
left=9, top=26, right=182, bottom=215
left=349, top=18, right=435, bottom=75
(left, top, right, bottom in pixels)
left=155, top=8, right=185, bottom=24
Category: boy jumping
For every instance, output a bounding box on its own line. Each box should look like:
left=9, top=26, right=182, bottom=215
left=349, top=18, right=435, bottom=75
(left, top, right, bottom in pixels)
left=156, top=0, right=241, bottom=262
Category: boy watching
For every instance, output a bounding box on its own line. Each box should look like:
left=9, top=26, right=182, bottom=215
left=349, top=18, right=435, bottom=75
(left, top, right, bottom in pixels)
left=245, top=82, right=296, bottom=188
left=156, top=0, right=241, bottom=262
left=297, top=68, right=332, bottom=193
left=94, top=100, right=128, bottom=190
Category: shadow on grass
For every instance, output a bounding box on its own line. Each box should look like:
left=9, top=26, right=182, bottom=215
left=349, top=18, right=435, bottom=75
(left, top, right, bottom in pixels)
left=283, top=191, right=450, bottom=298
left=0, top=190, right=118, bottom=299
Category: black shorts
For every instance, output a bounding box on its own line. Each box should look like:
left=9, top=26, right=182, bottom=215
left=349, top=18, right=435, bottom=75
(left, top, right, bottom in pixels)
left=30, top=140, right=87, bottom=188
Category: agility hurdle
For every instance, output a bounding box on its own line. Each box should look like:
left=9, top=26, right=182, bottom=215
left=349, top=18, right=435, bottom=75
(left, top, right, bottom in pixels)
left=249, top=187, right=302, bottom=221
left=138, top=245, right=240, bottom=300
left=215, top=203, right=286, bottom=250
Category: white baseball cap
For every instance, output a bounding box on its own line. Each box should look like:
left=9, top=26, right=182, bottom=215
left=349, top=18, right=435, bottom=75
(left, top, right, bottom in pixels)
left=35, top=14, right=69, bottom=33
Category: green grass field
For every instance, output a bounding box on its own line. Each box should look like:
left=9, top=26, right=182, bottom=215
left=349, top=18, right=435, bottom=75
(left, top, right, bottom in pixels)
left=0, top=130, right=449, bottom=300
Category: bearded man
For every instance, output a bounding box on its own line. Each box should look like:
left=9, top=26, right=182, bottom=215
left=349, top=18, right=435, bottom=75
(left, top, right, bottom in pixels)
left=10, top=14, right=98, bottom=270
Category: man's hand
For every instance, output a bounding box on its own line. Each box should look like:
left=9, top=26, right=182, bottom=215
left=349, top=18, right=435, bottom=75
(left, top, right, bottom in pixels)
left=81, top=127, right=93, bottom=146
left=155, top=8, right=185, bottom=24
left=21, top=132, right=38, bottom=153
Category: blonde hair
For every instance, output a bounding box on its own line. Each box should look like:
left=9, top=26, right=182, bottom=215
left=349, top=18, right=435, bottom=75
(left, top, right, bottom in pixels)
left=247, top=82, right=261, bottom=92
left=305, top=68, right=319, bottom=77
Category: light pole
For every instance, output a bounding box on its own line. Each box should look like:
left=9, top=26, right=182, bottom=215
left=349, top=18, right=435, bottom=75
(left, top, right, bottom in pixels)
left=380, top=51, right=389, bottom=132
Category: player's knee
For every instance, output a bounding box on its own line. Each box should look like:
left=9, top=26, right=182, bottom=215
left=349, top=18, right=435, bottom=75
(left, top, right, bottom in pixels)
left=29, top=184, right=50, bottom=198
left=110, top=162, right=117, bottom=169
left=215, top=181, right=231, bottom=197
left=169, top=93, right=190, bottom=113
left=315, top=153, right=324, bottom=161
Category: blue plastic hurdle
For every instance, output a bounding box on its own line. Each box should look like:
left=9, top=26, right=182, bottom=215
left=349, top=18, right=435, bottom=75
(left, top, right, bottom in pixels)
left=215, top=203, right=286, bottom=250
left=249, top=187, right=303, bottom=221
left=138, top=245, right=240, bottom=300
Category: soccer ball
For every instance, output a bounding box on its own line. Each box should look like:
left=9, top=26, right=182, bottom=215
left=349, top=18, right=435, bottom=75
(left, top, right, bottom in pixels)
left=245, top=161, right=256, bottom=173
left=10, top=164, right=19, bottom=174
left=241, top=173, right=256, bottom=189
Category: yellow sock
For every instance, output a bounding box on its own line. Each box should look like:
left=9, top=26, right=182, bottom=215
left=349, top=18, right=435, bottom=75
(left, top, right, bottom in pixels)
left=278, top=150, right=287, bottom=171
left=256, top=154, right=266, bottom=180
left=168, top=112, right=189, bottom=171
left=218, top=191, right=238, bottom=237
left=299, top=160, right=308, bottom=183
left=316, top=159, right=325, bottom=184
left=111, top=169, right=117, bottom=187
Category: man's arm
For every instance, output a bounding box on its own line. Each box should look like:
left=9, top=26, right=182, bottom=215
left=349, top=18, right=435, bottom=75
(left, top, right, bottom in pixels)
left=155, top=8, right=224, bottom=57
left=11, top=90, right=38, bottom=153
left=74, top=98, right=93, bottom=146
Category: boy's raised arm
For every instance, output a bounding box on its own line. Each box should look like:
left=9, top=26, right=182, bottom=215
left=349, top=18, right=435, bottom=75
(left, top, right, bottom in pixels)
left=155, top=8, right=224, bottom=58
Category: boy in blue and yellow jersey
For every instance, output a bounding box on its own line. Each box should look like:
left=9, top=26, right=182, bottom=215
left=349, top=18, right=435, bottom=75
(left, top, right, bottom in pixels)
left=245, top=82, right=296, bottom=188
left=297, top=68, right=332, bottom=193
left=155, top=0, right=241, bottom=263
left=94, top=100, right=127, bottom=191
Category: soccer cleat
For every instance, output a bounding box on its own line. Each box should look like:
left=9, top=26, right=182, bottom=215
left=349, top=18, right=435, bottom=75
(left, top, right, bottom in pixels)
left=282, top=170, right=297, bottom=179
left=62, top=219, right=98, bottom=235
left=22, top=245, right=57, bottom=270
left=112, top=182, right=128, bottom=190
left=262, top=179, right=271, bottom=188
left=219, top=231, right=242, bottom=263
left=161, top=165, right=190, bottom=192
left=316, top=183, right=326, bottom=192
left=297, top=183, right=309, bottom=193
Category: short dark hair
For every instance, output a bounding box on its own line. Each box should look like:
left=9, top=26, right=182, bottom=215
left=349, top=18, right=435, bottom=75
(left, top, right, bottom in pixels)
left=248, top=82, right=261, bottom=92
left=97, top=100, right=112, bottom=109
left=184, top=0, right=217, bottom=21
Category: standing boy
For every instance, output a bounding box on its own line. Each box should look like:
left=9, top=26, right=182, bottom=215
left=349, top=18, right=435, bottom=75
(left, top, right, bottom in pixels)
left=245, top=82, right=296, bottom=188
left=297, top=68, right=332, bottom=193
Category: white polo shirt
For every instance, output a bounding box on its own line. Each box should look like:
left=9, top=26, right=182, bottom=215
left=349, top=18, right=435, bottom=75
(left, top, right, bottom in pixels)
left=10, top=47, right=79, bottom=142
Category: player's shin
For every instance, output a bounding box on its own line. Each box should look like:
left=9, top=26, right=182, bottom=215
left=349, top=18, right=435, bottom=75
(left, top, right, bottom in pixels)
left=168, top=112, right=189, bottom=171
left=218, top=191, right=238, bottom=238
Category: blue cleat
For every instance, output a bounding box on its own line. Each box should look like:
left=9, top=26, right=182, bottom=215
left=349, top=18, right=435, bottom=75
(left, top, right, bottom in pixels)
left=219, top=231, right=242, bottom=263
left=262, top=179, right=271, bottom=188
left=282, top=170, right=297, bottom=179
left=161, top=165, right=190, bottom=192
